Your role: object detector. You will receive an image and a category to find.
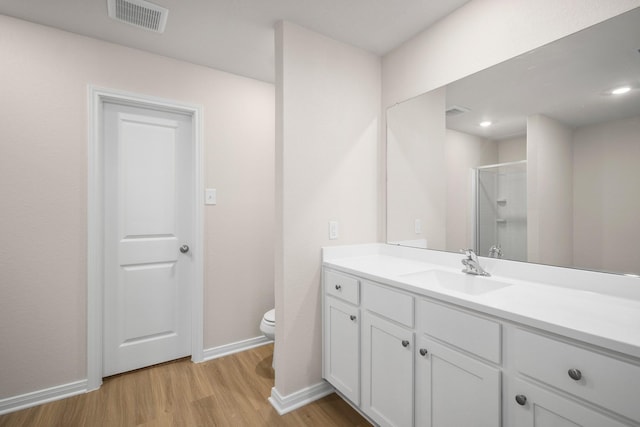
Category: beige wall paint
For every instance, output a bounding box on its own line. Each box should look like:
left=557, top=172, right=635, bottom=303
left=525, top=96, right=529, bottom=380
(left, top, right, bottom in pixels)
left=387, top=88, right=446, bottom=248
left=0, top=15, right=274, bottom=399
left=573, top=115, right=640, bottom=274
left=526, top=114, right=573, bottom=266
left=275, top=21, right=380, bottom=396
left=498, top=136, right=527, bottom=164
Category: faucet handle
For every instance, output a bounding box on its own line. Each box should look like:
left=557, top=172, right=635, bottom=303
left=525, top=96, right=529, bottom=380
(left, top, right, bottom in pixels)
left=460, top=248, right=475, bottom=258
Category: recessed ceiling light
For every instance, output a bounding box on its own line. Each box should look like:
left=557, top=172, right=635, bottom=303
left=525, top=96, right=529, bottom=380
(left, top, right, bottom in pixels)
left=611, top=86, right=631, bottom=95
left=479, top=121, right=492, bottom=128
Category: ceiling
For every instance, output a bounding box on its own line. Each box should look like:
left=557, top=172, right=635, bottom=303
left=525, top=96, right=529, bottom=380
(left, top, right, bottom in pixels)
left=0, top=0, right=470, bottom=83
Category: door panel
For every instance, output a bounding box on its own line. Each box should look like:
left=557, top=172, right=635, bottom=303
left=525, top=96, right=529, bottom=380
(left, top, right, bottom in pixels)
left=416, top=336, right=501, bottom=427
left=362, top=312, right=414, bottom=427
left=103, top=102, right=193, bottom=377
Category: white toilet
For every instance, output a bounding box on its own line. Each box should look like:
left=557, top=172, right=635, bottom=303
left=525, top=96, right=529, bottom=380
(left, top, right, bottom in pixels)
left=260, top=308, right=275, bottom=341
left=260, top=308, right=275, bottom=368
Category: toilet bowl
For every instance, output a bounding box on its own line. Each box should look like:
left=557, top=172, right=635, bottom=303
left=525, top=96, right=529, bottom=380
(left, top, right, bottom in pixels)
left=260, top=308, right=275, bottom=341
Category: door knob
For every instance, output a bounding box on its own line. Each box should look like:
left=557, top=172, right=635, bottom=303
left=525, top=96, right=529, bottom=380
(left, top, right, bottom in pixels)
left=515, top=394, right=527, bottom=406
left=180, top=244, right=190, bottom=254
left=401, top=340, right=410, bottom=348
left=419, top=348, right=428, bottom=356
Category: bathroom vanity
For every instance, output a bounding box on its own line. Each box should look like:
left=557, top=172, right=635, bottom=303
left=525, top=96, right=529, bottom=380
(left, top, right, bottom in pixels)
left=321, top=244, right=640, bottom=427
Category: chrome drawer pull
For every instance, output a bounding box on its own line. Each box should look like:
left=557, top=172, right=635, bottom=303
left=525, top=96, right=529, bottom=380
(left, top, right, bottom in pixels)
left=568, top=368, right=582, bottom=381
left=515, top=394, right=527, bottom=406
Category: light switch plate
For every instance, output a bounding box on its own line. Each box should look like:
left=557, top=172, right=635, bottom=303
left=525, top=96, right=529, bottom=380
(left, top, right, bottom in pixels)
left=205, top=188, right=217, bottom=205
left=329, top=221, right=339, bottom=240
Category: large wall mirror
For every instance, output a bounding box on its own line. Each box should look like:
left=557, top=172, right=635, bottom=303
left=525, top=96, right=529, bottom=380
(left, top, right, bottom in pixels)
left=387, top=7, right=640, bottom=276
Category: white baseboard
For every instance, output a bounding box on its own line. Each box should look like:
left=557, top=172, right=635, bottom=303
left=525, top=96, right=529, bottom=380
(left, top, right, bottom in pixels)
left=201, top=335, right=272, bottom=362
left=268, top=381, right=335, bottom=415
left=0, top=379, right=87, bottom=415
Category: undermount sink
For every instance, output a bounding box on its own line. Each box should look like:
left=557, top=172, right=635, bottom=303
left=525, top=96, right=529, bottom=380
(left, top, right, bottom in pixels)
left=399, top=269, right=513, bottom=295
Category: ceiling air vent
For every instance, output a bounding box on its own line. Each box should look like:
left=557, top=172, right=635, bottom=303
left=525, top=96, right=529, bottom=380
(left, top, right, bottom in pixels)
left=445, top=105, right=471, bottom=117
left=107, top=0, right=169, bottom=33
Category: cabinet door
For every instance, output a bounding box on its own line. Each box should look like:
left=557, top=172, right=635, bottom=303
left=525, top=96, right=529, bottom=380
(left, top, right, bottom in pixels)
left=508, top=378, right=630, bottom=427
left=362, top=312, right=414, bottom=427
left=415, top=336, right=501, bottom=427
left=324, top=296, right=360, bottom=404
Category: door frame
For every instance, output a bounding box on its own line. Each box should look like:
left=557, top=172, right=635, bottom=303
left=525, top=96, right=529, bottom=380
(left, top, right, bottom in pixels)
left=87, top=86, right=204, bottom=390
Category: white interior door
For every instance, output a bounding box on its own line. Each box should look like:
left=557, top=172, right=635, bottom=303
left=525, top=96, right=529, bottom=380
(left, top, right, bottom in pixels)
left=102, top=101, right=193, bottom=377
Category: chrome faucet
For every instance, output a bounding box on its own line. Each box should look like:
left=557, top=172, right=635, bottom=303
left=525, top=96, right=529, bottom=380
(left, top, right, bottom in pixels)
left=460, top=249, right=490, bottom=276
left=488, top=244, right=503, bottom=259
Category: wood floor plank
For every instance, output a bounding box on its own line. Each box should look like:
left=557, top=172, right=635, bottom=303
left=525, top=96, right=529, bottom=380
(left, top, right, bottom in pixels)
left=0, top=344, right=371, bottom=426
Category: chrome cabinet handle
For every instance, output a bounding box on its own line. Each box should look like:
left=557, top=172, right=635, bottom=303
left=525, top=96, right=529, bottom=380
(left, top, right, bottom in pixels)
left=179, top=244, right=190, bottom=253
left=401, top=340, right=410, bottom=348
left=419, top=348, right=428, bottom=356
left=350, top=315, right=356, bottom=321
left=515, top=395, right=527, bottom=406
left=568, top=368, right=582, bottom=381
left=335, top=284, right=342, bottom=291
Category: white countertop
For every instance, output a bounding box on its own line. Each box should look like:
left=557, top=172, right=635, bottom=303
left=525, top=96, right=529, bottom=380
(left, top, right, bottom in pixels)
left=323, top=247, right=640, bottom=360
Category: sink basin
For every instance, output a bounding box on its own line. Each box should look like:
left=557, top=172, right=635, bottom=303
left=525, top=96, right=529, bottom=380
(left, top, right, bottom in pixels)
left=399, top=269, right=513, bottom=295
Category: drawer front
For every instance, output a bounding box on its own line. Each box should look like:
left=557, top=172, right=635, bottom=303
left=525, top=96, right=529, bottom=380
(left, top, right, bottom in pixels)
left=324, top=269, right=359, bottom=305
left=514, top=328, right=640, bottom=423
left=417, top=299, right=501, bottom=364
left=362, top=282, right=413, bottom=327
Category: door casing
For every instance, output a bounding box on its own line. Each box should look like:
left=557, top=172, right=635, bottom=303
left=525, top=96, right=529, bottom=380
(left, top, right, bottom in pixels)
left=87, top=86, right=204, bottom=390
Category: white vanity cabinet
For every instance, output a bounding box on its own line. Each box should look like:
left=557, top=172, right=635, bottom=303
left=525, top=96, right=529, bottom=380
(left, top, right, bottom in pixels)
left=415, top=299, right=501, bottom=427
left=321, top=259, right=640, bottom=427
left=323, top=269, right=361, bottom=404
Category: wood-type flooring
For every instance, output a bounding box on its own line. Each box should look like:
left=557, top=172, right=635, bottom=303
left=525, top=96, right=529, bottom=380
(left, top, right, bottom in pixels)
left=0, top=344, right=371, bottom=426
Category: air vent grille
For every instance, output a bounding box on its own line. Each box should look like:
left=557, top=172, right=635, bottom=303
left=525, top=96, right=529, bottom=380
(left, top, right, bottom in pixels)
left=445, top=105, right=471, bottom=117
left=107, top=0, right=168, bottom=33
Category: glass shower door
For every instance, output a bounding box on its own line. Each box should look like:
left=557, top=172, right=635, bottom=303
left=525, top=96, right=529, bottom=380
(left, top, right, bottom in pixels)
left=475, top=161, right=527, bottom=261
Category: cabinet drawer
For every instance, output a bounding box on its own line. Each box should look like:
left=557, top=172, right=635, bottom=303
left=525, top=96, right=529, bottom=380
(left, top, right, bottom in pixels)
left=417, top=299, right=501, bottom=364
left=362, top=282, right=413, bottom=327
left=324, top=269, right=359, bottom=305
left=514, top=328, right=640, bottom=423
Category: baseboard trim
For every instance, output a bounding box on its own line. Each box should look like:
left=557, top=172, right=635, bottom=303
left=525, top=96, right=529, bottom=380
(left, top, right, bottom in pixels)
left=268, top=381, right=335, bottom=415
left=0, top=379, right=87, bottom=415
left=201, top=335, right=272, bottom=362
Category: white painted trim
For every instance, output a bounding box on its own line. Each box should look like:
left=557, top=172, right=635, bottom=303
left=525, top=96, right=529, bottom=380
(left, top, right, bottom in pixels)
left=87, top=85, right=204, bottom=388
left=0, top=380, right=87, bottom=415
left=202, top=336, right=272, bottom=362
left=268, top=382, right=335, bottom=415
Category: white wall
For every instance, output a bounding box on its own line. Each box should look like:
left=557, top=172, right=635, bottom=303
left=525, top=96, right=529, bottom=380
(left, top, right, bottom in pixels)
left=387, top=88, right=446, bottom=248
left=526, top=114, right=573, bottom=266
left=275, top=21, right=380, bottom=396
left=0, top=15, right=274, bottom=400
left=573, top=115, right=640, bottom=274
